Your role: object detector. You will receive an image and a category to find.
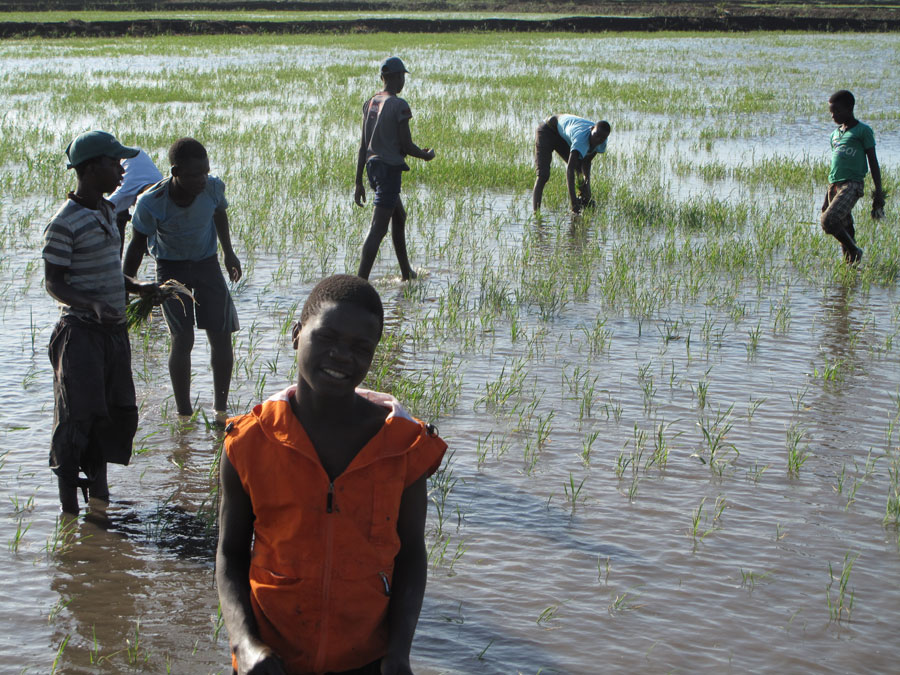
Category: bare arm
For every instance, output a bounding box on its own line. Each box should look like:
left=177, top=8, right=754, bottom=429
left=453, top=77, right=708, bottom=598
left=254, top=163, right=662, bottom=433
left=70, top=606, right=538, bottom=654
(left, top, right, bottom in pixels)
left=355, top=112, right=368, bottom=207
left=580, top=154, right=595, bottom=205
left=867, top=147, right=885, bottom=218
left=122, top=228, right=148, bottom=279
left=380, top=474, right=428, bottom=675
left=398, top=119, right=435, bottom=162
left=216, top=452, right=286, bottom=675
left=566, top=152, right=584, bottom=213
left=867, top=147, right=883, bottom=196
left=214, top=208, right=242, bottom=282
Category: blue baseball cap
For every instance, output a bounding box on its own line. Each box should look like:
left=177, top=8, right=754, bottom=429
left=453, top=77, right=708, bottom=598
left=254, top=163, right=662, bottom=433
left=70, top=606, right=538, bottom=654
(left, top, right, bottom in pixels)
left=65, top=130, right=139, bottom=169
left=380, top=56, right=409, bottom=75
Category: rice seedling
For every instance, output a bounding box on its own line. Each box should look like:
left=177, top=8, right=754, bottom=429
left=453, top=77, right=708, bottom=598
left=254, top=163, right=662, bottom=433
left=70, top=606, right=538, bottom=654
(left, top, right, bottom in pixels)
left=790, top=386, right=809, bottom=412
left=8, top=516, right=29, bottom=553
left=9, top=490, right=36, bottom=515
left=786, top=423, right=810, bottom=478
left=812, top=356, right=847, bottom=383
left=126, top=279, right=194, bottom=330
left=581, top=316, right=612, bottom=355
left=692, top=369, right=712, bottom=410
left=746, top=461, right=769, bottom=484
left=740, top=568, right=771, bottom=592
left=47, top=597, right=72, bottom=624
left=695, top=404, right=738, bottom=475
left=746, top=321, right=762, bottom=357
left=885, top=456, right=900, bottom=528
left=826, top=551, right=859, bottom=623
left=689, top=495, right=728, bottom=543
left=50, top=634, right=70, bottom=675
left=89, top=625, right=100, bottom=664
left=476, top=639, right=494, bottom=660
left=608, top=589, right=644, bottom=615
left=775, top=523, right=787, bottom=541
left=581, top=429, right=600, bottom=466
left=747, top=396, right=766, bottom=422
left=428, top=451, right=457, bottom=539
left=536, top=603, right=561, bottom=627
left=646, top=421, right=677, bottom=472
left=563, top=473, right=586, bottom=509
left=447, top=540, right=468, bottom=577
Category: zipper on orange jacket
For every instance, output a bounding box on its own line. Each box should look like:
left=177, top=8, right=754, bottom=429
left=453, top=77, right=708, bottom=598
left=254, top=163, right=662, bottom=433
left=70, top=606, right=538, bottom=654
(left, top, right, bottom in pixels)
left=314, top=481, right=336, bottom=671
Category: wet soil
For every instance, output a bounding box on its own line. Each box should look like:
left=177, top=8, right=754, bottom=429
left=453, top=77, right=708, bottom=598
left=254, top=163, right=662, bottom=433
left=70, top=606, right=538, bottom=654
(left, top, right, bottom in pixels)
left=2, top=2, right=900, bottom=37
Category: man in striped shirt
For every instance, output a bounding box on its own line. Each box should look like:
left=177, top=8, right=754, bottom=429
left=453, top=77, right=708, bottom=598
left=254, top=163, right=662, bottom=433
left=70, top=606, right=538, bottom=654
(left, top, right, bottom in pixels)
left=43, top=130, right=160, bottom=516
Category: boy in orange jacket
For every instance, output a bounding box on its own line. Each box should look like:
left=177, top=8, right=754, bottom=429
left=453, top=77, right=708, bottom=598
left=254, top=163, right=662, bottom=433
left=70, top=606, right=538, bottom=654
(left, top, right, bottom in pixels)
left=216, top=274, right=447, bottom=675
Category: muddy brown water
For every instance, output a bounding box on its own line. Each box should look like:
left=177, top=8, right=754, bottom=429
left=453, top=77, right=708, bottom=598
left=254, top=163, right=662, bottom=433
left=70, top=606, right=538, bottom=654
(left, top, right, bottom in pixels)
left=2, top=33, right=900, bottom=674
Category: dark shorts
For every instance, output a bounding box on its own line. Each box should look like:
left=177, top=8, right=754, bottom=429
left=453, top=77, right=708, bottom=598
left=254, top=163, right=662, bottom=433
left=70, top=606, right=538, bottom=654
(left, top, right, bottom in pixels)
left=48, top=316, right=138, bottom=487
left=156, top=255, right=239, bottom=335
left=366, top=159, right=404, bottom=210
left=535, top=120, right=571, bottom=180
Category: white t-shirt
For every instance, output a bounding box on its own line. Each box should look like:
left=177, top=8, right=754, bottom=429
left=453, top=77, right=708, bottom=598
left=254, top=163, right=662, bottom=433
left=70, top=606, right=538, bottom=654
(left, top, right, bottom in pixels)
left=108, top=150, right=164, bottom=214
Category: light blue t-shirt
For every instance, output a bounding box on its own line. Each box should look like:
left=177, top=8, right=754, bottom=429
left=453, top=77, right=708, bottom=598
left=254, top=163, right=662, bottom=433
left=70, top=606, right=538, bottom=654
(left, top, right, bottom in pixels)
left=557, top=115, right=607, bottom=159
left=133, top=176, right=227, bottom=261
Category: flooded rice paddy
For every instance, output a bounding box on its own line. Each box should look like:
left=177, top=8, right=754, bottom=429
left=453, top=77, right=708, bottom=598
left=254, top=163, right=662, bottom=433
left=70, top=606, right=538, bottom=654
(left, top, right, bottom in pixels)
left=1, top=31, right=900, bottom=673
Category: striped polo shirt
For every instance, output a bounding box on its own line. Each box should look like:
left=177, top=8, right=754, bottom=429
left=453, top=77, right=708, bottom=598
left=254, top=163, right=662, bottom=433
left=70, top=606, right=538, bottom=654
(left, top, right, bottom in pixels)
left=42, top=194, right=127, bottom=322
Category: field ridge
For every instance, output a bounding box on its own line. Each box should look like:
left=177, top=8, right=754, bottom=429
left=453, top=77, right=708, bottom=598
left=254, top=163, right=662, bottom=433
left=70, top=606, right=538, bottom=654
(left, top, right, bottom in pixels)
left=3, top=13, right=900, bottom=38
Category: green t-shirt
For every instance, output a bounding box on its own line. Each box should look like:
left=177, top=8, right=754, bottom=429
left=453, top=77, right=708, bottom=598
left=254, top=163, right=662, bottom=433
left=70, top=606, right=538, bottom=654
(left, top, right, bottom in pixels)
left=829, top=121, right=875, bottom=184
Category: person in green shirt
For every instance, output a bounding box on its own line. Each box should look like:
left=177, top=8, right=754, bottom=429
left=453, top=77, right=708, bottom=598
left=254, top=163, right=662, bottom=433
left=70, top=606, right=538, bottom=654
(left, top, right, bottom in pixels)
left=820, top=89, right=884, bottom=263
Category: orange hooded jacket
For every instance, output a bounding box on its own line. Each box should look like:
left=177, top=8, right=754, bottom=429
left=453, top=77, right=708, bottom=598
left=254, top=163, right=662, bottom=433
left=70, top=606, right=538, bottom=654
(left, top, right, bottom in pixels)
left=224, top=386, right=447, bottom=674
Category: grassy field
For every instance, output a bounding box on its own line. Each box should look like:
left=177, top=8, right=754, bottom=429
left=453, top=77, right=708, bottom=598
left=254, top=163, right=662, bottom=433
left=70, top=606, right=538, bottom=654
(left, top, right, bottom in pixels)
left=1, top=30, right=900, bottom=672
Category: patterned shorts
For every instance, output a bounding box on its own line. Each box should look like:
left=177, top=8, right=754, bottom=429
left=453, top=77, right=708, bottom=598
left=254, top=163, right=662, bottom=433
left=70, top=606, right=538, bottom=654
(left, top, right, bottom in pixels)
left=820, top=180, right=864, bottom=235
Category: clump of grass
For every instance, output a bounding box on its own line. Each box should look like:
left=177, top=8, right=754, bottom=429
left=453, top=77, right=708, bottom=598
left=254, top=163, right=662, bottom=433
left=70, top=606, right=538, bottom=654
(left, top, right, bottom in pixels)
left=826, top=551, right=859, bottom=622
left=126, top=279, right=194, bottom=329
left=786, top=423, right=810, bottom=478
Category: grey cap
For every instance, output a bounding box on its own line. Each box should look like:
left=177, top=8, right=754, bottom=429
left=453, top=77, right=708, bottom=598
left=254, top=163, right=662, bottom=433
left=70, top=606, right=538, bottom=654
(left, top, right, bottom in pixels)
left=380, top=56, right=409, bottom=75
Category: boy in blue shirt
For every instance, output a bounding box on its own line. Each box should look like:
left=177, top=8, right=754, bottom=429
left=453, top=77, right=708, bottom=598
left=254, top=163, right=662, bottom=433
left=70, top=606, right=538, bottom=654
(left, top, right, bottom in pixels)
left=820, top=89, right=884, bottom=263
left=124, top=137, right=242, bottom=423
left=533, top=114, right=610, bottom=214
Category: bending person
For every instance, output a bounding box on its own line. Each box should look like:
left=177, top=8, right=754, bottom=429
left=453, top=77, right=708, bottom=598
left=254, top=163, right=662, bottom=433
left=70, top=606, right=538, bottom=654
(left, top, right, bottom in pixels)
left=533, top=114, right=610, bottom=214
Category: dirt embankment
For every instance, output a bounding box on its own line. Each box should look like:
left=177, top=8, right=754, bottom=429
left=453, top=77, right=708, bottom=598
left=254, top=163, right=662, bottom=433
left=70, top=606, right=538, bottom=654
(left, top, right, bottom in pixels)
left=2, top=2, right=900, bottom=37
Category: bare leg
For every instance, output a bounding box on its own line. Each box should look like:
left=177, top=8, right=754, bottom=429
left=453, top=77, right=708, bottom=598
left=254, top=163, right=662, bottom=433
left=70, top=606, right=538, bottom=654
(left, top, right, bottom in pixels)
left=207, top=330, right=233, bottom=413
left=358, top=205, right=394, bottom=280
left=88, top=461, right=109, bottom=502
left=389, top=199, right=416, bottom=280
left=58, top=475, right=79, bottom=515
left=169, top=330, right=194, bottom=415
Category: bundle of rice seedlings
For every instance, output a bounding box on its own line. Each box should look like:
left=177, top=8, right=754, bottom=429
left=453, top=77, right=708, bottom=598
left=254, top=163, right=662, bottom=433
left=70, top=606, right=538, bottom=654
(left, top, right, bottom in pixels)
left=126, top=279, right=195, bottom=329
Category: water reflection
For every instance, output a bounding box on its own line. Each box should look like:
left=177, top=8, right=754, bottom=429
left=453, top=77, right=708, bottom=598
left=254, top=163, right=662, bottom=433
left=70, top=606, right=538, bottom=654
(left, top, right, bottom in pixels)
left=48, top=503, right=223, bottom=671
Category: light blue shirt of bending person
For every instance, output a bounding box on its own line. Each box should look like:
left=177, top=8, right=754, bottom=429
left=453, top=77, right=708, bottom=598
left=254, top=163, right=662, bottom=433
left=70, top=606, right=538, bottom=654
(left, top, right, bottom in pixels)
left=557, top=114, right=608, bottom=159
left=132, top=175, right=228, bottom=261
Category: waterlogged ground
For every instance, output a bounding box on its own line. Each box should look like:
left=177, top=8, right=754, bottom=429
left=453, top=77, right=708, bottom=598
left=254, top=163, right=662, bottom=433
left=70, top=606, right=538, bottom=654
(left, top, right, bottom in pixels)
left=1, top=31, right=900, bottom=673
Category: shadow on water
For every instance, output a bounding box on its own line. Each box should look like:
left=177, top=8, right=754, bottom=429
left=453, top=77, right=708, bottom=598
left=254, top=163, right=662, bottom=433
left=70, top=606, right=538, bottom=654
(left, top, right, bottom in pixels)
left=99, top=500, right=218, bottom=562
